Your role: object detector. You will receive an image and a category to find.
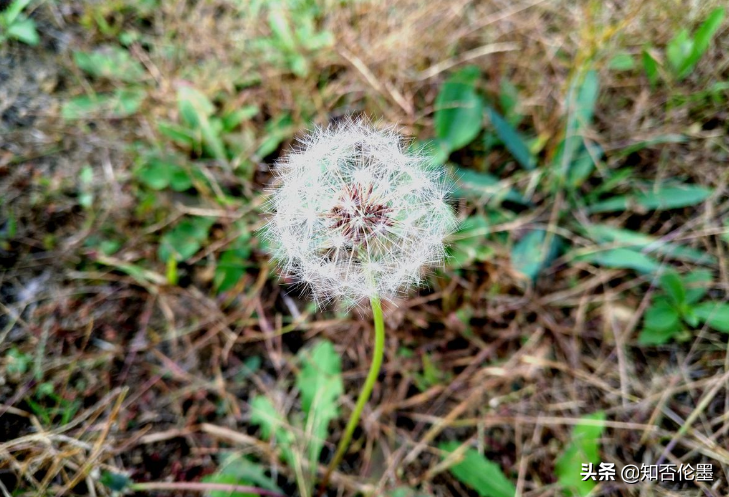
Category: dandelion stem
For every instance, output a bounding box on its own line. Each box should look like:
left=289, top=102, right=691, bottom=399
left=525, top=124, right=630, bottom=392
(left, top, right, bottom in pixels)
left=320, top=295, right=386, bottom=491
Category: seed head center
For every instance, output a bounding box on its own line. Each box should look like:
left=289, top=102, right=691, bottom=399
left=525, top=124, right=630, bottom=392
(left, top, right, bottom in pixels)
left=329, top=183, right=393, bottom=244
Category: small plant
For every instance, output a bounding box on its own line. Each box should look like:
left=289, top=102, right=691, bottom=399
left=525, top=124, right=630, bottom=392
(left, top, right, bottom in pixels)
left=639, top=269, right=729, bottom=345
left=642, top=7, right=725, bottom=84
left=263, top=118, right=457, bottom=487
left=0, top=0, right=39, bottom=46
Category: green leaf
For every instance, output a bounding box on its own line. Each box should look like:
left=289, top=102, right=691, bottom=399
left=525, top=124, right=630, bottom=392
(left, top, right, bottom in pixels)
left=222, top=105, right=259, bottom=131
left=439, top=442, right=516, bottom=497
left=660, top=271, right=686, bottom=307
left=693, top=302, right=729, bottom=333
left=511, top=229, right=561, bottom=281
left=554, top=69, right=599, bottom=182
left=555, top=412, right=605, bottom=497
left=100, top=471, right=131, bottom=492
left=448, top=215, right=494, bottom=269
left=678, top=7, right=725, bottom=78
left=256, top=113, right=293, bottom=159
left=639, top=326, right=681, bottom=346
left=296, top=340, right=343, bottom=414
left=566, top=142, right=603, bottom=188
left=611, top=134, right=687, bottom=158
left=499, top=78, right=522, bottom=125
left=202, top=454, right=282, bottom=497
left=7, top=17, right=39, bottom=45
left=608, top=52, right=635, bottom=71
left=61, top=89, right=145, bottom=120
left=486, top=106, right=535, bottom=170
left=296, top=340, right=343, bottom=473
left=642, top=48, right=660, bottom=87
left=4, top=0, right=32, bottom=25
left=136, top=157, right=173, bottom=190
left=135, top=155, right=193, bottom=192
left=574, top=247, right=659, bottom=273
left=73, top=47, right=145, bottom=82
left=645, top=298, right=681, bottom=331
left=587, top=184, right=712, bottom=213
left=453, top=167, right=529, bottom=206
left=268, top=8, right=297, bottom=51
left=249, top=395, right=296, bottom=465
left=583, top=224, right=715, bottom=265
left=158, top=217, right=214, bottom=262
left=177, top=86, right=227, bottom=162
left=434, top=66, right=484, bottom=153
left=666, top=29, right=693, bottom=75
left=6, top=347, right=31, bottom=375
left=684, top=269, right=714, bottom=304
left=158, top=121, right=197, bottom=148
left=214, top=236, right=252, bottom=293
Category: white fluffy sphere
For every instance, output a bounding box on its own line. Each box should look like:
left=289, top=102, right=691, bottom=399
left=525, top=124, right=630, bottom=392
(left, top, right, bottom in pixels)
left=263, top=119, right=457, bottom=308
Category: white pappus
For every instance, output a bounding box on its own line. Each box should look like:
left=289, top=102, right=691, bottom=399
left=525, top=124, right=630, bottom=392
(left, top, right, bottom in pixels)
left=262, top=119, right=458, bottom=308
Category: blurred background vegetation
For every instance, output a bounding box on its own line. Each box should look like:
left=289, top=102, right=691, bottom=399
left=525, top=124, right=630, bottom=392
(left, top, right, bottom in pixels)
left=1, top=0, right=729, bottom=496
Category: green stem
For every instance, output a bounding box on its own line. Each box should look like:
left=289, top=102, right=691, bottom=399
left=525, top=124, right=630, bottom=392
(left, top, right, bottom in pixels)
left=320, top=296, right=386, bottom=490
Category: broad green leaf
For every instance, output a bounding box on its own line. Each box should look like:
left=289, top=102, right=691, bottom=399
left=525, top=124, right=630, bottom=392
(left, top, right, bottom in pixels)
left=214, top=236, right=252, bottom=293
left=447, top=215, right=493, bottom=268
left=629, top=184, right=712, bottom=210
left=666, top=29, right=693, bottom=75
left=61, top=89, right=145, bottom=119
left=639, top=326, right=682, bottom=345
left=296, top=340, right=343, bottom=473
left=660, top=271, right=686, bottom=307
left=249, top=395, right=296, bottom=465
left=555, top=412, right=605, bottom=497
left=554, top=69, right=599, bottom=182
left=684, top=270, right=714, bottom=304
left=567, top=142, right=603, bottom=188
left=453, top=167, right=529, bottom=206
left=642, top=48, right=660, bottom=87
left=158, top=121, right=197, bottom=148
left=511, top=229, right=561, bottom=281
left=693, top=302, right=729, bottom=333
left=268, top=8, right=297, bottom=51
left=583, top=224, right=715, bottom=265
left=499, top=78, right=522, bottom=125
left=222, top=105, right=259, bottom=131
left=135, top=155, right=193, bottom=192
left=100, top=471, right=131, bottom=492
left=608, top=53, right=635, bottom=71
left=486, top=106, right=535, bottom=170
left=73, top=47, right=145, bottom=82
left=4, top=0, right=32, bottom=25
left=296, top=340, right=343, bottom=414
left=7, top=17, right=39, bottom=45
left=612, top=134, right=686, bottom=158
left=256, top=113, right=293, bottom=159
left=678, top=7, right=725, bottom=78
left=573, top=70, right=600, bottom=130
left=645, top=298, right=681, bottom=331
left=434, top=66, right=484, bottom=153
left=439, top=442, right=516, bottom=497
left=136, top=157, right=173, bottom=190
left=158, top=217, right=214, bottom=262
left=574, top=247, right=659, bottom=273
left=177, top=86, right=227, bottom=162
left=587, top=184, right=712, bottom=213
left=202, top=454, right=282, bottom=497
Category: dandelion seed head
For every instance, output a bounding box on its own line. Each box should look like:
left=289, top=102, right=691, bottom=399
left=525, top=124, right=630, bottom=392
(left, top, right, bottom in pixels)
left=263, top=118, right=458, bottom=308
